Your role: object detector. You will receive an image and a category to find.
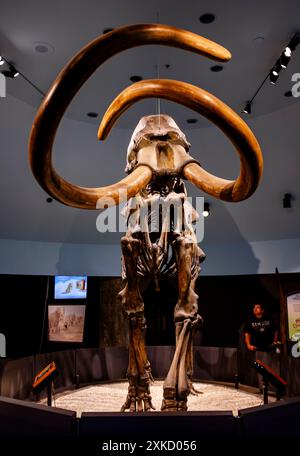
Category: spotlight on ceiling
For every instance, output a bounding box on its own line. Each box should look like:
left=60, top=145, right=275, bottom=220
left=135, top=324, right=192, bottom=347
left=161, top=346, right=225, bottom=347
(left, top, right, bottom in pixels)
left=270, top=64, right=281, bottom=84
left=288, top=34, right=300, bottom=52
left=280, top=47, right=292, bottom=68
left=203, top=202, right=210, bottom=217
left=283, top=193, right=292, bottom=209
left=272, top=64, right=280, bottom=76
left=244, top=33, right=300, bottom=106
left=0, top=56, right=4, bottom=66
left=269, top=72, right=279, bottom=85
left=2, top=65, right=19, bottom=78
left=242, top=101, right=252, bottom=114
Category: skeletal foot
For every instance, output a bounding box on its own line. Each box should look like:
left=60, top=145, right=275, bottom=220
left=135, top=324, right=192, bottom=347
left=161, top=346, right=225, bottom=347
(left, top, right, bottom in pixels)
left=188, top=378, right=203, bottom=396
left=161, top=398, right=187, bottom=411
left=121, top=383, right=155, bottom=412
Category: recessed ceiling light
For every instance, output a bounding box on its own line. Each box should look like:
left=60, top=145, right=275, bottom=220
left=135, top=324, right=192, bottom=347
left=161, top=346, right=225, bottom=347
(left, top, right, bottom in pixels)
left=252, top=36, right=265, bottom=46
left=186, top=118, right=198, bottom=124
left=87, top=112, right=98, bottom=118
left=35, top=45, right=49, bottom=53
left=199, top=13, right=215, bottom=24
left=46, top=197, right=53, bottom=203
left=33, top=42, right=54, bottom=54
left=103, top=28, right=114, bottom=34
left=130, top=75, right=143, bottom=82
left=284, top=90, right=293, bottom=97
left=210, top=65, right=223, bottom=72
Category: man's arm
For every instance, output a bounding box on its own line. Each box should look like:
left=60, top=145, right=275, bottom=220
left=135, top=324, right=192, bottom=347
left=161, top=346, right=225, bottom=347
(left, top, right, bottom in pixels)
left=244, top=332, right=257, bottom=351
left=273, top=329, right=279, bottom=344
left=271, top=317, right=279, bottom=344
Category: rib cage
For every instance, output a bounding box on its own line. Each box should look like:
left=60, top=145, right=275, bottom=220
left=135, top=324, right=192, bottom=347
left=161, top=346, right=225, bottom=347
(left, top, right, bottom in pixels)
left=121, top=176, right=205, bottom=283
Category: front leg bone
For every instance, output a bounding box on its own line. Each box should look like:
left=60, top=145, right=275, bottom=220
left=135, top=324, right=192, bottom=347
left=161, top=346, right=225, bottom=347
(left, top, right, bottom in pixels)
left=162, top=236, right=204, bottom=411
left=119, top=235, right=154, bottom=412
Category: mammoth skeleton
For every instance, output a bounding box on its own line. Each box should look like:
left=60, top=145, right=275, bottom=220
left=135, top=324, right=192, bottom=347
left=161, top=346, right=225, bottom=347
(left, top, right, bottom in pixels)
left=29, top=24, right=263, bottom=412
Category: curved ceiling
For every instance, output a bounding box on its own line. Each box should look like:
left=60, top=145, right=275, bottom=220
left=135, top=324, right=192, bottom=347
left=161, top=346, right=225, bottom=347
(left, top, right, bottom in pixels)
left=0, top=0, right=299, bottom=247
left=1, top=0, right=300, bottom=128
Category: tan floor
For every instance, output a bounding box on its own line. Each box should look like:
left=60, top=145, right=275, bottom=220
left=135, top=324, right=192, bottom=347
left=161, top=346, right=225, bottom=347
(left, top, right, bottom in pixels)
left=40, top=381, right=272, bottom=417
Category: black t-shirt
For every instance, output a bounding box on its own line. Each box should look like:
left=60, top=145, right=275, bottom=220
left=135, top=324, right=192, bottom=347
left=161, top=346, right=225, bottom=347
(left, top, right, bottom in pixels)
left=244, top=316, right=277, bottom=350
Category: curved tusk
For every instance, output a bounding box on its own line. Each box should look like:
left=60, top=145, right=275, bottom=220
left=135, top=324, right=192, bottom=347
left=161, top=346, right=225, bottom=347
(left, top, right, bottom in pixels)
left=183, top=163, right=238, bottom=201
left=35, top=162, right=152, bottom=210
left=29, top=24, right=231, bottom=209
left=98, top=79, right=263, bottom=202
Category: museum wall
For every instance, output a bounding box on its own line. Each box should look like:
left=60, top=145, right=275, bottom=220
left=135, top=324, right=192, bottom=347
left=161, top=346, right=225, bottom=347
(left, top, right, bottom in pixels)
left=1, top=97, right=300, bottom=278
left=1, top=271, right=299, bottom=358
left=0, top=96, right=299, bottom=357
left=0, top=274, right=101, bottom=358
left=1, top=237, right=300, bottom=276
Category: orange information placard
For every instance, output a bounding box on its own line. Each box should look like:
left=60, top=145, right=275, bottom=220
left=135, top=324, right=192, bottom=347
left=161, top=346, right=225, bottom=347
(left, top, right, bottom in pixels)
left=33, top=361, right=57, bottom=390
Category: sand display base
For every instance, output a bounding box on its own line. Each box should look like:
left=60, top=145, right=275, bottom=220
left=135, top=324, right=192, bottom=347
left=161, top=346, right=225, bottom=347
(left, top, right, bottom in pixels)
left=39, top=380, right=274, bottom=416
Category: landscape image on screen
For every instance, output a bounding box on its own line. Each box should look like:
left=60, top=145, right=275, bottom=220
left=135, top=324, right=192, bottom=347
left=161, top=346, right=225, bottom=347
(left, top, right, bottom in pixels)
left=48, top=305, right=86, bottom=342
left=55, top=276, right=87, bottom=300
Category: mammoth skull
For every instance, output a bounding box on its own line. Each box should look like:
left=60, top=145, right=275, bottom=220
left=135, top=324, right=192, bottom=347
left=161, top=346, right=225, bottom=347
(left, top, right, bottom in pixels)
left=29, top=24, right=263, bottom=209
left=125, top=114, right=191, bottom=175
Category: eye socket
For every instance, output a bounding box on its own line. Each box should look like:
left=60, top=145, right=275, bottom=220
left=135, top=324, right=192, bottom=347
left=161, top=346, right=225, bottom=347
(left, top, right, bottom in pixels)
left=168, top=131, right=180, bottom=141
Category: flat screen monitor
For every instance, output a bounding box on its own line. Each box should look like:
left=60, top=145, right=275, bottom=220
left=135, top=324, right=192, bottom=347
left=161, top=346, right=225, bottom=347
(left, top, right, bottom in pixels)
left=54, top=276, right=87, bottom=300
left=48, top=305, right=86, bottom=343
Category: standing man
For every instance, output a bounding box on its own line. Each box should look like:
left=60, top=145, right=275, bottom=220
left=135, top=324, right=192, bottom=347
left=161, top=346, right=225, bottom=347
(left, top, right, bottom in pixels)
left=244, top=303, right=279, bottom=352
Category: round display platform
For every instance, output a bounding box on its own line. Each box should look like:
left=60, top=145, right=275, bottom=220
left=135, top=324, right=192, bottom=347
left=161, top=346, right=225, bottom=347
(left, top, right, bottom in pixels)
left=40, top=381, right=274, bottom=416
